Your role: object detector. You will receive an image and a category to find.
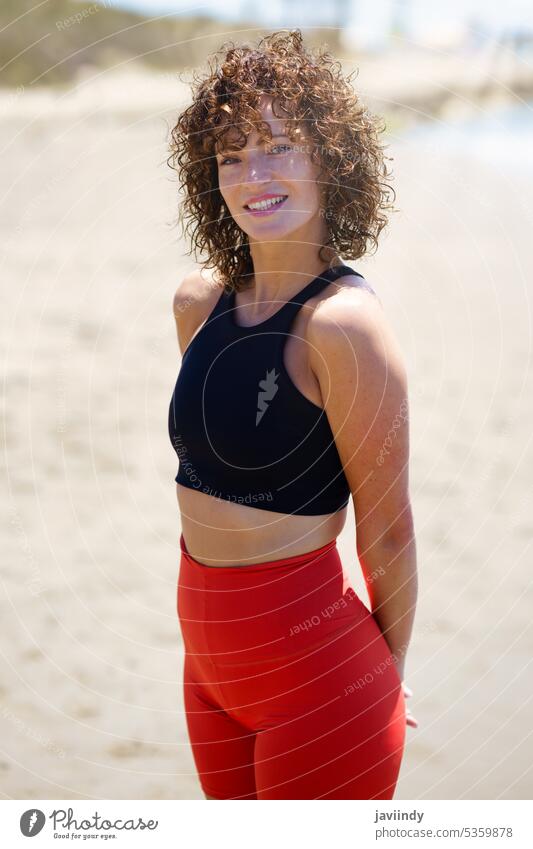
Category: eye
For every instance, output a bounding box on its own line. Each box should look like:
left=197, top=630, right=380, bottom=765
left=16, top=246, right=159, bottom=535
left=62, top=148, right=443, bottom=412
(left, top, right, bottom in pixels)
left=218, top=143, right=292, bottom=165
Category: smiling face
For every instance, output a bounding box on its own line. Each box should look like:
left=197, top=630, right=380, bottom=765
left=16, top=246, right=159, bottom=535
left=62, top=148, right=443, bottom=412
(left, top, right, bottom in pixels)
left=215, top=94, right=327, bottom=244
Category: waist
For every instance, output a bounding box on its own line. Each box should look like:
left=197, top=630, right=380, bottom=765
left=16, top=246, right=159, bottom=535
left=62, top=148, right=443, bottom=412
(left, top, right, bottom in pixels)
left=180, top=530, right=337, bottom=572
left=177, top=534, right=368, bottom=666
left=176, top=497, right=348, bottom=566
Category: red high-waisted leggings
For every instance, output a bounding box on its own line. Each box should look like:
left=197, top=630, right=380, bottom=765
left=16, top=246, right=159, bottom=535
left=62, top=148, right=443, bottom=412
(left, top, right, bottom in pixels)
left=177, top=534, right=406, bottom=800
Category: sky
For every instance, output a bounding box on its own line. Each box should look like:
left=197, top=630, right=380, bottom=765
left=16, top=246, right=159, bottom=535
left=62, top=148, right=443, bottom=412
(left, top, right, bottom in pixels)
left=103, top=0, right=533, bottom=46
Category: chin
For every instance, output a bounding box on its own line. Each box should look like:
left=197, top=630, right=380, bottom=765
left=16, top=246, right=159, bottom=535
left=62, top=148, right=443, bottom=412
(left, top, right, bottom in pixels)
left=247, top=216, right=313, bottom=236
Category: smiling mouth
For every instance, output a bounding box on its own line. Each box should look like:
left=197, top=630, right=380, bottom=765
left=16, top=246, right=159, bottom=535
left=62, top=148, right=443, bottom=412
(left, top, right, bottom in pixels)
left=244, top=195, right=289, bottom=213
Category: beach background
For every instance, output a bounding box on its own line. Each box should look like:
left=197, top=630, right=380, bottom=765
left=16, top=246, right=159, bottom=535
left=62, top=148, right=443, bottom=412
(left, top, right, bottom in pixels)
left=1, top=0, right=533, bottom=800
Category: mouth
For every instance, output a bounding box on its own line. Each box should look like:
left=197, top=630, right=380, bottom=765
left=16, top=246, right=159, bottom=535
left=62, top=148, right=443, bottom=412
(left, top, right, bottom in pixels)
left=243, top=195, right=289, bottom=216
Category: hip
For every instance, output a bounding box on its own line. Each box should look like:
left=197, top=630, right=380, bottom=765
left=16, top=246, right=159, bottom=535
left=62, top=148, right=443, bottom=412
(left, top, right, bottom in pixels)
left=177, top=533, right=400, bottom=676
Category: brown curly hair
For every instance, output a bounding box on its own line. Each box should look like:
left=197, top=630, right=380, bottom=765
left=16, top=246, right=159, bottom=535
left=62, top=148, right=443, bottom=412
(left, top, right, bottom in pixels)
left=167, top=29, right=396, bottom=293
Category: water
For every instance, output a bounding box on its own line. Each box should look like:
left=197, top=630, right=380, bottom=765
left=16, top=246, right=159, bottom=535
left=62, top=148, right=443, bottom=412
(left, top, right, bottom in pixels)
left=399, top=98, right=533, bottom=170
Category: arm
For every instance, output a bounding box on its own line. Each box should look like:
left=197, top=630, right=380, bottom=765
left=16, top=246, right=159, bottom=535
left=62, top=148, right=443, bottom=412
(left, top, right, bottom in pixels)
left=172, top=269, right=204, bottom=356
left=308, top=283, right=418, bottom=683
left=172, top=268, right=222, bottom=356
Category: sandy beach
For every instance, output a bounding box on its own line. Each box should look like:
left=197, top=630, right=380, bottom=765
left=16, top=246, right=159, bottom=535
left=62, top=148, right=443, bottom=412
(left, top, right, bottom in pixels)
left=1, top=65, right=532, bottom=800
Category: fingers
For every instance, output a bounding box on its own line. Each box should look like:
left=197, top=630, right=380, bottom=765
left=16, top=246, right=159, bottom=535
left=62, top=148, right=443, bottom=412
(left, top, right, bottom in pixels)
left=401, top=682, right=418, bottom=727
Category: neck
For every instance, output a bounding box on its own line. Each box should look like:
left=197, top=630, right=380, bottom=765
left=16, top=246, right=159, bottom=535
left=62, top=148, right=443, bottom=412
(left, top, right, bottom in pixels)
left=245, top=235, right=341, bottom=315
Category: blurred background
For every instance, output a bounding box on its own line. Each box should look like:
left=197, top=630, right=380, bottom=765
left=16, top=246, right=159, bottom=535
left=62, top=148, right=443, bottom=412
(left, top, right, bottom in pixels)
left=1, top=0, right=532, bottom=800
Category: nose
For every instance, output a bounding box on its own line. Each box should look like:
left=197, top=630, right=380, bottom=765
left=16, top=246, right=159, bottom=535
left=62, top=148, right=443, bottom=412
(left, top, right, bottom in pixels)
left=243, top=149, right=273, bottom=184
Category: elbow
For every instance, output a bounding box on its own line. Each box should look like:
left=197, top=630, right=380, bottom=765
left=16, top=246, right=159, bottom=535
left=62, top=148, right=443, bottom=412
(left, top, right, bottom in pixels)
left=383, top=520, right=416, bottom=550
left=382, top=502, right=416, bottom=547
left=365, top=511, right=416, bottom=553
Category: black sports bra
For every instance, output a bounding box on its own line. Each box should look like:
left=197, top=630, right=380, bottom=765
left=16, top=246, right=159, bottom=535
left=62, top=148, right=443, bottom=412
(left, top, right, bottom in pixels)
left=168, top=264, right=372, bottom=515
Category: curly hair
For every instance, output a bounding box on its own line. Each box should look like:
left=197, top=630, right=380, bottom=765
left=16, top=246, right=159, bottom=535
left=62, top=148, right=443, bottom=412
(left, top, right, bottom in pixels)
left=167, top=29, right=396, bottom=293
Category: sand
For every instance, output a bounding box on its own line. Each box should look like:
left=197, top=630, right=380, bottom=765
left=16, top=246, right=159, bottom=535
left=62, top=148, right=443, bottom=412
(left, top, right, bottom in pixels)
left=1, top=64, right=532, bottom=800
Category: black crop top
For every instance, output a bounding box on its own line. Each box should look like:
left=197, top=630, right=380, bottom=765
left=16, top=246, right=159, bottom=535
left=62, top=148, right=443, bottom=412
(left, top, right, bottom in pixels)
left=168, top=264, right=369, bottom=516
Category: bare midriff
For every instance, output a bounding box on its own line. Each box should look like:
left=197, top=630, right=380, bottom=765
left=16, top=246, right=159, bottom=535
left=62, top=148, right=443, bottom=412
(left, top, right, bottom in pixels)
left=176, top=484, right=348, bottom=566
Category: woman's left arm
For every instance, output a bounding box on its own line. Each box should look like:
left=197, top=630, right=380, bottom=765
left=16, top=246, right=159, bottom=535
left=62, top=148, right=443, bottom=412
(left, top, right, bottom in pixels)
left=308, top=283, right=418, bottom=686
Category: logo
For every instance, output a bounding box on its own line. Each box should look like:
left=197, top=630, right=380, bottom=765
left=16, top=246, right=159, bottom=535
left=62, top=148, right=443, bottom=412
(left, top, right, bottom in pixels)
left=20, top=809, right=45, bottom=837
left=256, top=367, right=279, bottom=425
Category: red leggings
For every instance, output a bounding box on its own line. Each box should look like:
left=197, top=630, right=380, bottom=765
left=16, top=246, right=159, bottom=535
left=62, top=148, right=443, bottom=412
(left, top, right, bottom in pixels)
left=177, top=534, right=405, bottom=800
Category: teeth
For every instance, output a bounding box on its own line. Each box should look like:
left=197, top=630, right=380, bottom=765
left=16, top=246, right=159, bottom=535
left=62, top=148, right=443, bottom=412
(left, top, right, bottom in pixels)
left=247, top=196, right=286, bottom=210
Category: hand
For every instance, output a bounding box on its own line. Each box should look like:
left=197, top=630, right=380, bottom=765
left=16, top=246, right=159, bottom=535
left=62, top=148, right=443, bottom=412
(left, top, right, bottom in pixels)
left=402, top=682, right=418, bottom=728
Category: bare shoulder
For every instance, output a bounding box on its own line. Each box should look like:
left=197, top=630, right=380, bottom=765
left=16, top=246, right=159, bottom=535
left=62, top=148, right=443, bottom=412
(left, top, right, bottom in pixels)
left=307, top=272, right=383, bottom=338
left=329, top=270, right=381, bottom=306
left=172, top=266, right=224, bottom=315
left=172, top=267, right=225, bottom=355
left=307, top=272, right=406, bottom=378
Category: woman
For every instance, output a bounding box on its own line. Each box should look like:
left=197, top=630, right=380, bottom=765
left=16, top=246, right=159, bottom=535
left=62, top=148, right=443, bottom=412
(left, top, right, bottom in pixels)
left=167, top=29, right=418, bottom=800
